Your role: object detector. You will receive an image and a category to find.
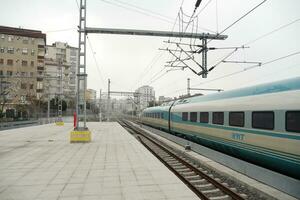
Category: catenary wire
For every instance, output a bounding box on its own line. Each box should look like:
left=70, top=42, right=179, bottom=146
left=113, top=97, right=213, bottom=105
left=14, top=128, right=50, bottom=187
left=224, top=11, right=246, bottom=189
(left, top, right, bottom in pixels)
left=161, top=50, right=300, bottom=96
left=87, top=36, right=106, bottom=87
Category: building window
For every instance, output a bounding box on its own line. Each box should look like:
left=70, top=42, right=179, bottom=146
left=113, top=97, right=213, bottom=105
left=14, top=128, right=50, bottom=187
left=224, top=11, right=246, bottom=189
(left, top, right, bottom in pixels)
left=30, top=72, right=34, bottom=77
left=22, top=60, right=28, bottom=66
left=200, top=112, right=209, bottom=123
left=0, top=70, right=3, bottom=75
left=1, top=34, right=4, bottom=39
left=182, top=112, right=188, bottom=121
left=21, top=72, right=27, bottom=76
left=29, top=84, right=34, bottom=89
left=286, top=111, right=300, bottom=133
left=31, top=38, right=35, bottom=44
left=161, top=113, right=164, bottom=119
left=8, top=35, right=13, bottom=42
left=0, top=59, right=3, bottom=65
left=213, top=112, right=224, bottom=125
left=252, top=111, right=274, bottom=130
left=23, top=37, right=29, bottom=44
left=229, top=112, right=244, bottom=127
left=7, top=47, right=14, bottom=54
left=31, top=49, right=35, bottom=56
left=0, top=47, right=4, bottom=53
left=7, top=59, right=13, bottom=66
left=190, top=112, right=197, bottom=122
left=22, top=48, right=28, bottom=55
left=31, top=61, right=34, bottom=67
left=7, top=71, right=13, bottom=76
left=21, top=83, right=27, bottom=89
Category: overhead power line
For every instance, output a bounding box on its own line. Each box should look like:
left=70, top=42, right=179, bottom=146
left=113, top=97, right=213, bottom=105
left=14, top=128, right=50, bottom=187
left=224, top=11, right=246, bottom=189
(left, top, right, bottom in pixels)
left=161, top=50, right=300, bottom=96
left=45, top=28, right=76, bottom=33
left=217, top=0, right=267, bottom=37
left=192, top=50, right=300, bottom=87
left=245, top=18, right=300, bottom=45
left=87, top=36, right=106, bottom=87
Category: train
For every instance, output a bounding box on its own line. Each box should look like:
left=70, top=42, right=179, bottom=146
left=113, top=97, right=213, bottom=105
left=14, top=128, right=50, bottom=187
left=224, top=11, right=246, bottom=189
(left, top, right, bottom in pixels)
left=140, top=77, right=300, bottom=179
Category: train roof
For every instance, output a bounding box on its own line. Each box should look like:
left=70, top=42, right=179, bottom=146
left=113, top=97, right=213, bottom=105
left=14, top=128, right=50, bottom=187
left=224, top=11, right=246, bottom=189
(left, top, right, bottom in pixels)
left=175, top=76, right=300, bottom=105
left=142, top=77, right=300, bottom=112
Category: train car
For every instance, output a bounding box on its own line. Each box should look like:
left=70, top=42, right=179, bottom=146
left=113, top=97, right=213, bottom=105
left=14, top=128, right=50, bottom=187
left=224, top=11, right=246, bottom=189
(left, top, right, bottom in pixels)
left=141, top=77, right=300, bottom=179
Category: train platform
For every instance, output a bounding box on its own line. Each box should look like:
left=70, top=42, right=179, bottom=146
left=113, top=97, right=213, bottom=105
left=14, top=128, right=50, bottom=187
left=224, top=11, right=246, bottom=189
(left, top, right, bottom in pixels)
left=0, top=122, right=199, bottom=200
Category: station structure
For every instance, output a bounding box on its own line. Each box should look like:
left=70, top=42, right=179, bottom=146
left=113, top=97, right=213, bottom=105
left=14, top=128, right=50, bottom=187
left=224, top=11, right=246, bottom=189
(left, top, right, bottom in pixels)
left=71, top=0, right=228, bottom=142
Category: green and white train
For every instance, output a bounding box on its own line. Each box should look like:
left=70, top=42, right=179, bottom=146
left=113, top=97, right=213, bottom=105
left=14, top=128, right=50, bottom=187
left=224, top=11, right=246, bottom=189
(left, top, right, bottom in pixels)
left=141, top=77, right=300, bottom=179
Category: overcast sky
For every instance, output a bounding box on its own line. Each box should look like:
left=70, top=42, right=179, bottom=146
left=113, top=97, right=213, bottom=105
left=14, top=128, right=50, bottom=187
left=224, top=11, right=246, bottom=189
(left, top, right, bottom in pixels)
left=1, top=0, right=300, bottom=98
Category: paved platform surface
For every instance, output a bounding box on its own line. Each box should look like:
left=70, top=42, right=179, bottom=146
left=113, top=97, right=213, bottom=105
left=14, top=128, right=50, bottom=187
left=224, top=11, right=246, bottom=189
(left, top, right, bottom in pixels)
left=0, top=122, right=199, bottom=200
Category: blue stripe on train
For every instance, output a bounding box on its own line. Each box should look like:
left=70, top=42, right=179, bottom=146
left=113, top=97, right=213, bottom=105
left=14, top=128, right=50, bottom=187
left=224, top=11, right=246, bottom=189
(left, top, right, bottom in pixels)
left=170, top=126, right=300, bottom=179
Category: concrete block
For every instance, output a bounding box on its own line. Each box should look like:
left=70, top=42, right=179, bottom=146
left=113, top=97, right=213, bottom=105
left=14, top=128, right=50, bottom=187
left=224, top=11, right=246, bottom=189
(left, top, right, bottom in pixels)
left=70, top=130, right=91, bottom=143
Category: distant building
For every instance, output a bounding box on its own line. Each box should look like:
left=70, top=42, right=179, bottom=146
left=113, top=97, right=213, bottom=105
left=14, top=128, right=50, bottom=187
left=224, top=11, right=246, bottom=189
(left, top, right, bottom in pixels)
left=0, top=26, right=46, bottom=114
left=44, top=42, right=78, bottom=102
left=158, top=96, right=173, bottom=104
left=135, top=85, right=155, bottom=110
left=85, top=89, right=97, bottom=102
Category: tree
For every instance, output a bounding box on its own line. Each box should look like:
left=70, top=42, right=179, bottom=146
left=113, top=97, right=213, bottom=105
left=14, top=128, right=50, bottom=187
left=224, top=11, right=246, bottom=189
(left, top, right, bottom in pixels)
left=0, top=77, right=21, bottom=119
left=50, top=97, right=67, bottom=111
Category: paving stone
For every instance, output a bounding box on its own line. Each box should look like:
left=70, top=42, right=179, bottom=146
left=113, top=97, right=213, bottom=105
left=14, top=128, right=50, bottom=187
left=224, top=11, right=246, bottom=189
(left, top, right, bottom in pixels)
left=0, top=122, right=199, bottom=200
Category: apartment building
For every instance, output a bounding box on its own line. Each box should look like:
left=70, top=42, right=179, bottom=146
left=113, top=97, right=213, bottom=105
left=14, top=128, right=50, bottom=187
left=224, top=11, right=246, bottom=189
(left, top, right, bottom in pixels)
left=0, top=26, right=46, bottom=112
left=45, top=42, right=78, bottom=102
left=135, top=85, right=155, bottom=110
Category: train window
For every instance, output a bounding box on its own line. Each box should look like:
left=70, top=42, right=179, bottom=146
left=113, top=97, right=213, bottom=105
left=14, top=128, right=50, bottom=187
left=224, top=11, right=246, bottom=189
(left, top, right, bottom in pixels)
left=286, top=111, right=300, bottom=133
left=161, top=113, right=164, bottom=119
left=200, top=112, right=209, bottom=123
left=252, top=111, right=274, bottom=130
left=182, top=112, right=188, bottom=121
left=229, top=112, right=244, bottom=127
left=213, top=112, right=224, bottom=125
left=190, top=112, right=197, bottom=122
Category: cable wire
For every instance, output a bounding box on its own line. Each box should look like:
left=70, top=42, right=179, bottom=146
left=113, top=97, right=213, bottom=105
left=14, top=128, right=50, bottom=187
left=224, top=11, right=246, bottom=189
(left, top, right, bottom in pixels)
left=87, top=36, right=106, bottom=87
left=161, top=50, right=300, bottom=96
left=245, top=18, right=300, bottom=45
left=193, top=50, right=300, bottom=87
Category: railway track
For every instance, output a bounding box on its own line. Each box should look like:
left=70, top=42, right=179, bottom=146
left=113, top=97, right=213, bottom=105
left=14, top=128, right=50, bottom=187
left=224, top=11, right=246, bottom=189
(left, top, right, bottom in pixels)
left=118, top=119, right=249, bottom=200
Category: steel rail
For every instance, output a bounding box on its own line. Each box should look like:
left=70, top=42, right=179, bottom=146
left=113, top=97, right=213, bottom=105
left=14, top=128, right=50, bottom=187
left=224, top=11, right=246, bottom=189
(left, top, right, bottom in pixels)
left=119, top=120, right=246, bottom=200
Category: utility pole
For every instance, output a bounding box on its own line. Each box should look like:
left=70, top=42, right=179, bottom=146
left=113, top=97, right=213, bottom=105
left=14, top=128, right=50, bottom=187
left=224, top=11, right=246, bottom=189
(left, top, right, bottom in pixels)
left=58, top=59, right=63, bottom=121
left=99, top=89, right=102, bottom=122
left=107, top=79, right=110, bottom=122
left=47, top=95, right=50, bottom=123
left=187, top=78, right=191, bottom=96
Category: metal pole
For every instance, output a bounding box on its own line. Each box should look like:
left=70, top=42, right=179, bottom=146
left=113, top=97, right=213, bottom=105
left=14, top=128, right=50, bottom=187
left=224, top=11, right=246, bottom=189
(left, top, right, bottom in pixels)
left=76, top=0, right=87, bottom=129
left=58, top=59, right=63, bottom=121
left=107, top=79, right=110, bottom=122
left=187, top=78, right=191, bottom=96
left=83, top=0, right=87, bottom=128
left=99, top=89, right=102, bottom=122
left=47, top=96, right=50, bottom=123
left=202, top=39, right=207, bottom=78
